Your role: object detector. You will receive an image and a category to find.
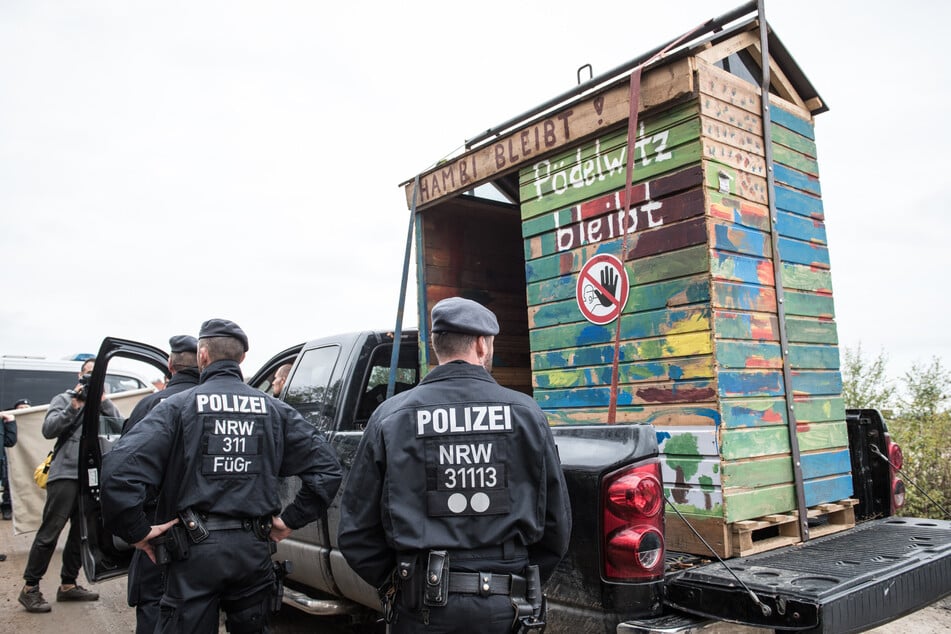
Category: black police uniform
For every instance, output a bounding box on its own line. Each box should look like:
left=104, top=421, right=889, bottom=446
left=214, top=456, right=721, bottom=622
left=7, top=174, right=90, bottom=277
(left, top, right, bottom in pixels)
left=103, top=358, right=343, bottom=634
left=119, top=340, right=200, bottom=634
left=338, top=360, right=572, bottom=634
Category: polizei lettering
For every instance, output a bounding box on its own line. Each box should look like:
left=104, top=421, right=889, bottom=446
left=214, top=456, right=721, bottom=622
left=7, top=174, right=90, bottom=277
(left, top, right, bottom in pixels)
left=196, top=393, right=267, bottom=414
left=416, top=405, right=513, bottom=437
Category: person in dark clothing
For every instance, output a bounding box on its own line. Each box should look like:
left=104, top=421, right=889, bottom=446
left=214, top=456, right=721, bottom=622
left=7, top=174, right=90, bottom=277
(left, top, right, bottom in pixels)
left=120, top=335, right=201, bottom=634
left=20, top=359, right=117, bottom=613
left=0, top=399, right=25, bottom=522
left=101, top=319, right=343, bottom=634
left=338, top=297, right=572, bottom=634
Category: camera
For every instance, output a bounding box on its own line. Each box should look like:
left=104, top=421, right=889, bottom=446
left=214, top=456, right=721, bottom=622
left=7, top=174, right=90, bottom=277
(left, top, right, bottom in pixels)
left=68, top=373, right=93, bottom=401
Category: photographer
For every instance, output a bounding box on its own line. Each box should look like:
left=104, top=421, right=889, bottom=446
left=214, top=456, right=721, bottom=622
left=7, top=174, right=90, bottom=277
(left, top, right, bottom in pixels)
left=18, top=358, right=120, bottom=613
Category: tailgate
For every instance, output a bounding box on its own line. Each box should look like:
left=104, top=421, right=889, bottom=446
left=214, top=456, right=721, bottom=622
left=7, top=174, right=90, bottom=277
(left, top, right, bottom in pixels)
left=664, top=517, right=951, bottom=633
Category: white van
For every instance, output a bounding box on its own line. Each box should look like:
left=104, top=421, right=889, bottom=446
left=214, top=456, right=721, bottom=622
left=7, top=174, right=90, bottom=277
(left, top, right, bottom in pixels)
left=0, top=356, right=150, bottom=410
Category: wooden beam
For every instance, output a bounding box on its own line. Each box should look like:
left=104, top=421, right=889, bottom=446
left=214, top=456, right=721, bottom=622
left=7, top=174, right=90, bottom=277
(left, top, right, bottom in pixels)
left=403, top=58, right=695, bottom=210
left=695, top=28, right=760, bottom=65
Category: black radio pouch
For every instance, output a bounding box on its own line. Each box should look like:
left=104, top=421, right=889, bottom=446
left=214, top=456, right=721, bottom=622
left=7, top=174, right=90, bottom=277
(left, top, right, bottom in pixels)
left=179, top=508, right=209, bottom=544
left=423, top=550, right=449, bottom=607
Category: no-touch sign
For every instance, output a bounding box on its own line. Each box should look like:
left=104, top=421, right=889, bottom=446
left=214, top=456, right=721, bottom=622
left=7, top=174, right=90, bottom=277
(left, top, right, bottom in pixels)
left=576, top=254, right=629, bottom=325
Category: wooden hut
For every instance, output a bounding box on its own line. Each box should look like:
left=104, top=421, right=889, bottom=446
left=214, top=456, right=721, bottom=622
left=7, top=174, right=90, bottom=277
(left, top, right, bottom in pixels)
left=401, top=3, right=854, bottom=557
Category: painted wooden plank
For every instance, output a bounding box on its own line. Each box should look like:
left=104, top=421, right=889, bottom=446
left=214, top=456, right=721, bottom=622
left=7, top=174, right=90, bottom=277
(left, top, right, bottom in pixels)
left=521, top=165, right=705, bottom=240
left=785, top=316, right=838, bottom=344
left=528, top=274, right=709, bottom=328
left=780, top=262, right=833, bottom=293
left=801, top=448, right=851, bottom=480
left=710, top=251, right=774, bottom=285
left=661, top=455, right=722, bottom=488
left=704, top=160, right=767, bottom=205
left=715, top=340, right=783, bottom=369
left=533, top=354, right=715, bottom=389
left=713, top=310, right=779, bottom=341
left=777, top=236, right=830, bottom=268
left=769, top=105, right=815, bottom=142
left=523, top=187, right=706, bottom=262
left=797, top=420, right=848, bottom=452
left=720, top=397, right=787, bottom=429
left=774, top=163, right=822, bottom=197
left=776, top=209, right=827, bottom=244
left=784, top=290, right=835, bottom=318
left=699, top=93, right=763, bottom=136
left=717, top=369, right=785, bottom=398
left=526, top=244, right=708, bottom=299
left=531, top=328, right=712, bottom=367
left=701, top=115, right=764, bottom=156
left=792, top=396, right=845, bottom=424
left=770, top=124, right=817, bottom=161
left=535, top=379, right=718, bottom=409
left=405, top=58, right=695, bottom=209
left=790, top=370, right=843, bottom=396
left=698, top=62, right=762, bottom=117
left=707, top=190, right=770, bottom=232
left=544, top=405, right=720, bottom=427
left=788, top=344, right=840, bottom=370
left=803, top=474, right=853, bottom=508
left=664, top=486, right=724, bottom=518
left=530, top=307, right=711, bottom=360
left=771, top=142, right=819, bottom=177
left=722, top=455, right=791, bottom=489
left=723, top=483, right=796, bottom=523
left=711, top=280, right=777, bottom=312
left=519, top=109, right=703, bottom=219
left=721, top=426, right=790, bottom=460
left=774, top=184, right=824, bottom=219
left=657, top=426, right=720, bottom=455
left=703, top=137, right=767, bottom=178
left=709, top=222, right=771, bottom=259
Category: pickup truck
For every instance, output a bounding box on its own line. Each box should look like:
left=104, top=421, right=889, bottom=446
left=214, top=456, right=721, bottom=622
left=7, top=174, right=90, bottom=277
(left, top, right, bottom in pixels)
left=75, top=333, right=949, bottom=633
left=75, top=2, right=950, bottom=632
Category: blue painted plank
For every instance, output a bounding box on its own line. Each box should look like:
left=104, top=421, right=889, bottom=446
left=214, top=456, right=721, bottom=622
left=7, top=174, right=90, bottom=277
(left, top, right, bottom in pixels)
left=774, top=164, right=822, bottom=197
left=777, top=236, right=831, bottom=268
left=774, top=184, right=823, bottom=218
left=770, top=107, right=815, bottom=141
left=776, top=209, right=827, bottom=244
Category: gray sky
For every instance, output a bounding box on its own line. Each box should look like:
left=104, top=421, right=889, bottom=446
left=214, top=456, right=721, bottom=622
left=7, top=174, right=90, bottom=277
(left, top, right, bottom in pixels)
left=1, top=1, right=948, bottom=385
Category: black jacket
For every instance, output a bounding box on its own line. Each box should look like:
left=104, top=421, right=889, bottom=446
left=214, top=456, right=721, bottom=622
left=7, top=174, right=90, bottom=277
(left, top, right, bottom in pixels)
left=102, top=360, right=342, bottom=544
left=338, top=361, right=572, bottom=588
left=121, top=367, right=201, bottom=435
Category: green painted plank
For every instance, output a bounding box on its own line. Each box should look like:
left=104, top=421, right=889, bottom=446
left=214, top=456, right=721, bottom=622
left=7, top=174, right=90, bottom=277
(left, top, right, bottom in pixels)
left=797, top=420, right=848, bottom=452
left=664, top=490, right=724, bottom=518
left=771, top=142, right=818, bottom=177
left=711, top=280, right=776, bottom=312
left=770, top=106, right=815, bottom=142
left=792, top=396, right=845, bottom=423
left=785, top=317, right=838, bottom=344
left=723, top=483, right=796, bottom=523
left=790, top=370, right=843, bottom=396
left=704, top=160, right=767, bottom=204
left=529, top=308, right=711, bottom=353
left=543, top=405, right=720, bottom=427
left=534, top=379, right=717, bottom=409
left=713, top=310, right=778, bottom=341
left=527, top=267, right=708, bottom=308
left=721, top=426, right=789, bottom=460
left=784, top=289, right=835, bottom=318
left=716, top=340, right=782, bottom=369
left=722, top=455, right=791, bottom=489
left=770, top=120, right=818, bottom=158
left=780, top=261, right=833, bottom=293
left=788, top=344, right=840, bottom=370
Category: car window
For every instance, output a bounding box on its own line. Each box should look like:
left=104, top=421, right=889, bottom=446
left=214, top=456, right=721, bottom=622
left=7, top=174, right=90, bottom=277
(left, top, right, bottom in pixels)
left=351, top=343, right=419, bottom=430
left=284, top=345, right=340, bottom=433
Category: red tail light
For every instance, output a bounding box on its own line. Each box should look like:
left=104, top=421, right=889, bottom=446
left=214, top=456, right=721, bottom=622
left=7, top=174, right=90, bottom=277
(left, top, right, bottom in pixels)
left=885, top=433, right=905, bottom=512
left=602, top=461, right=665, bottom=581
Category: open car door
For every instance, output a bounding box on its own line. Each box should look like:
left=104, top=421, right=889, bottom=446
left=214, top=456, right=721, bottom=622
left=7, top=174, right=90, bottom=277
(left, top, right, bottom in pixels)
left=77, top=337, right=169, bottom=582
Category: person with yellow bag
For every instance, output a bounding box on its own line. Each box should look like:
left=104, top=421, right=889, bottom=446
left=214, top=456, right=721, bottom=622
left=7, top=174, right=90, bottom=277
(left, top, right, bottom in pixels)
left=18, top=358, right=120, bottom=614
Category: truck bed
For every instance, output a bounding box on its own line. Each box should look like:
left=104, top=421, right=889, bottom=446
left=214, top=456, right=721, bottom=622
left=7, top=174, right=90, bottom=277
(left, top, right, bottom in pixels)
left=662, top=517, right=951, bottom=632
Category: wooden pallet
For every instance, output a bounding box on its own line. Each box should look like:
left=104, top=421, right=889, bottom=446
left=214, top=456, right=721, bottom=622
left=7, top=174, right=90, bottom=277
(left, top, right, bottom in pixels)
left=665, top=499, right=859, bottom=559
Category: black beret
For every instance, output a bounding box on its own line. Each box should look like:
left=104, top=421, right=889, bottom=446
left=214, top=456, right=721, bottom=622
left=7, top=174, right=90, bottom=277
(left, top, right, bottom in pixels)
left=198, top=318, right=249, bottom=352
left=13, top=398, right=31, bottom=408
left=431, top=297, right=499, bottom=336
left=169, top=335, right=198, bottom=354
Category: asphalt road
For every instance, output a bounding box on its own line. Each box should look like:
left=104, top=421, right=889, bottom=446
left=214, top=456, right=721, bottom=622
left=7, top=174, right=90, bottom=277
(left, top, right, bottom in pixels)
left=1, top=518, right=948, bottom=633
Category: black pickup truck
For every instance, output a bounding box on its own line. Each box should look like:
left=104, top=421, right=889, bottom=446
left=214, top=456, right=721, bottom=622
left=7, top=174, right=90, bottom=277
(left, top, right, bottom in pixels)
left=77, top=333, right=950, bottom=633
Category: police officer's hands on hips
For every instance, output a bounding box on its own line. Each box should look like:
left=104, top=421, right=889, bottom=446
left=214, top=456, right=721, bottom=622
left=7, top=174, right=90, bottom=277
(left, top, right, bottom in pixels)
left=134, top=518, right=180, bottom=564
left=269, top=516, right=291, bottom=543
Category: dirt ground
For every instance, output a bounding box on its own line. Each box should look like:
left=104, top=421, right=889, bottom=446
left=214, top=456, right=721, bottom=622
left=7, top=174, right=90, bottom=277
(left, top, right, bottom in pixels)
left=0, top=518, right=948, bottom=633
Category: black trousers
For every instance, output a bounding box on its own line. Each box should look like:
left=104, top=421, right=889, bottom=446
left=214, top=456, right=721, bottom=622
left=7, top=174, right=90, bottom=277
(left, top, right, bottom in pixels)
left=23, top=478, right=82, bottom=586
left=128, top=548, right=163, bottom=634
left=158, top=528, right=274, bottom=634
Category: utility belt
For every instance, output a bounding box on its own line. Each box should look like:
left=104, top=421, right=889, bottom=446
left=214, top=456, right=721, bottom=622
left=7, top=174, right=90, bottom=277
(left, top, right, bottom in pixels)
left=153, top=508, right=273, bottom=565
left=383, top=549, right=546, bottom=633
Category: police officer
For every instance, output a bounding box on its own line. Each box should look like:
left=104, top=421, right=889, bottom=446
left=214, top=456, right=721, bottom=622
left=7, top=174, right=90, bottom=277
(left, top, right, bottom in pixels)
left=338, top=297, right=572, bottom=633
left=102, top=319, right=343, bottom=634
left=120, top=335, right=201, bottom=634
